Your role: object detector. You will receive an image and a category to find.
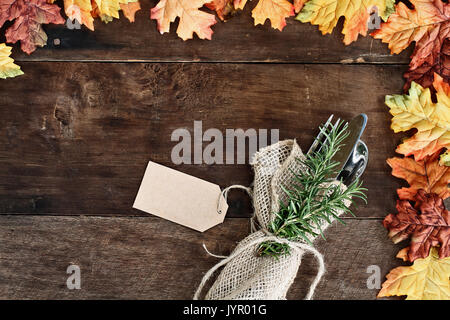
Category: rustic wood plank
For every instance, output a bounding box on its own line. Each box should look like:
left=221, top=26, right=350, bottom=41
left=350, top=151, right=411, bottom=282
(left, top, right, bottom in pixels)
left=3, top=1, right=412, bottom=64
left=0, top=62, right=407, bottom=218
left=290, top=219, right=403, bottom=300
left=0, top=216, right=403, bottom=299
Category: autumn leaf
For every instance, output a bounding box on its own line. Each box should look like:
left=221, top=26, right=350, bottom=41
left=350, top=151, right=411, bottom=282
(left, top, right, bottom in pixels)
left=93, top=0, right=141, bottom=23
left=205, top=0, right=247, bottom=21
left=151, top=0, right=217, bottom=40
left=57, top=0, right=140, bottom=30
left=252, top=0, right=294, bottom=31
left=297, top=0, right=395, bottom=45
left=440, top=150, right=450, bottom=166
left=371, top=0, right=450, bottom=91
left=378, top=247, right=450, bottom=300
left=0, top=0, right=65, bottom=54
left=404, top=39, right=450, bottom=92
left=206, top=0, right=293, bottom=31
left=387, top=152, right=450, bottom=201
left=293, top=0, right=306, bottom=13
left=383, top=190, right=450, bottom=262
left=120, top=0, right=141, bottom=22
left=385, top=73, right=450, bottom=161
left=60, top=0, right=95, bottom=30
left=0, top=43, right=23, bottom=79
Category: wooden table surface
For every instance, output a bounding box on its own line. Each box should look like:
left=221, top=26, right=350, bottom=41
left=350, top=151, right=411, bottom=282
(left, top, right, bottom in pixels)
left=0, top=1, right=412, bottom=299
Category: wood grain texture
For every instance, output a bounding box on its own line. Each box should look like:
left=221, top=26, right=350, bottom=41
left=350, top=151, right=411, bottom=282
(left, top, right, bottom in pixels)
left=0, top=216, right=403, bottom=299
left=0, top=62, right=407, bottom=218
left=4, top=1, right=412, bottom=64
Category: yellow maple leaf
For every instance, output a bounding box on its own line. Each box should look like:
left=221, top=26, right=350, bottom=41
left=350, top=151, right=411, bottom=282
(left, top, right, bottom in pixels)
left=297, top=0, right=395, bottom=44
left=0, top=43, right=23, bottom=79
left=378, top=247, right=450, bottom=300
left=151, top=0, right=217, bottom=40
left=385, top=73, right=450, bottom=161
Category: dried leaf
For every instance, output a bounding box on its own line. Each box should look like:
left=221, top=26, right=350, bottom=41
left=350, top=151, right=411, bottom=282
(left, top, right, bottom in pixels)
left=0, top=43, right=23, bottom=79
left=371, top=0, right=450, bottom=90
left=0, top=0, right=65, bottom=54
left=383, top=190, right=450, bottom=261
left=206, top=0, right=293, bottom=31
left=62, top=0, right=95, bottom=30
left=119, top=0, right=141, bottom=22
left=403, top=39, right=450, bottom=92
left=252, top=0, right=294, bottom=31
left=205, top=0, right=247, bottom=21
left=293, top=0, right=306, bottom=13
left=440, top=150, right=450, bottom=166
left=378, top=247, right=450, bottom=300
left=60, top=0, right=140, bottom=30
left=151, top=0, right=217, bottom=40
left=387, top=152, right=450, bottom=201
left=385, top=73, right=450, bottom=161
left=297, top=0, right=395, bottom=44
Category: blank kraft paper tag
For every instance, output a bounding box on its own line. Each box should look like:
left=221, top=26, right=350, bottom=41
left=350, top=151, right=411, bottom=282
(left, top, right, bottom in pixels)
left=133, top=161, right=228, bottom=232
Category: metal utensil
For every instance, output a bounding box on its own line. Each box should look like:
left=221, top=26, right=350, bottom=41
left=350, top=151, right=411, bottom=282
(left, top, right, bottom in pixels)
left=307, top=114, right=369, bottom=185
left=328, top=114, right=367, bottom=179
left=306, top=114, right=336, bottom=156
left=338, top=140, right=369, bottom=186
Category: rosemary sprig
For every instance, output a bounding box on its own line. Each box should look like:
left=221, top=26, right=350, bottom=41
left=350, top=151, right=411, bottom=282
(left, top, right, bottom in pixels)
left=257, top=120, right=368, bottom=258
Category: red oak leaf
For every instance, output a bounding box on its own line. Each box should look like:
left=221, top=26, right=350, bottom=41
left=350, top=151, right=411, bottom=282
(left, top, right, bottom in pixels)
left=0, top=0, right=65, bottom=54
left=383, top=190, right=450, bottom=262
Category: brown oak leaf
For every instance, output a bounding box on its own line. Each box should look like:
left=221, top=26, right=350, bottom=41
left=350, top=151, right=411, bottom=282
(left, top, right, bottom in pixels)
left=383, top=190, right=450, bottom=262
left=0, top=0, right=65, bottom=54
left=387, top=151, right=450, bottom=201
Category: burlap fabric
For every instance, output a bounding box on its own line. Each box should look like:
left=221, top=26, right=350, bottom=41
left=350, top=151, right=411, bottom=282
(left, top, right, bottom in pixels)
left=194, top=140, right=351, bottom=300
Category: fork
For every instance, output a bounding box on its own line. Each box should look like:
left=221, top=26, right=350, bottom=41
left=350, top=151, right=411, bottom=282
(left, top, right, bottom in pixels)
left=306, top=114, right=344, bottom=156
left=306, top=115, right=367, bottom=185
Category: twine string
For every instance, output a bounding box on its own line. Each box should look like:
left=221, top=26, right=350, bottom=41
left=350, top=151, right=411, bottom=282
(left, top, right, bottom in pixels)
left=194, top=235, right=325, bottom=300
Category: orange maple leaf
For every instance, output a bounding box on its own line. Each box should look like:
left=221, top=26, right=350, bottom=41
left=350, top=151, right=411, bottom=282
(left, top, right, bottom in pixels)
left=151, top=0, right=217, bottom=40
left=252, top=0, right=295, bottom=31
left=206, top=0, right=294, bottom=31
left=293, top=0, right=306, bottom=13
left=120, top=1, right=140, bottom=22
left=372, top=0, right=450, bottom=90
left=387, top=152, right=450, bottom=201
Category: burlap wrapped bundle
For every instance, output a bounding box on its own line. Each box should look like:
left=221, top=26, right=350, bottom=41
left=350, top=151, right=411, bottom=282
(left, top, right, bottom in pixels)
left=194, top=140, right=351, bottom=300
